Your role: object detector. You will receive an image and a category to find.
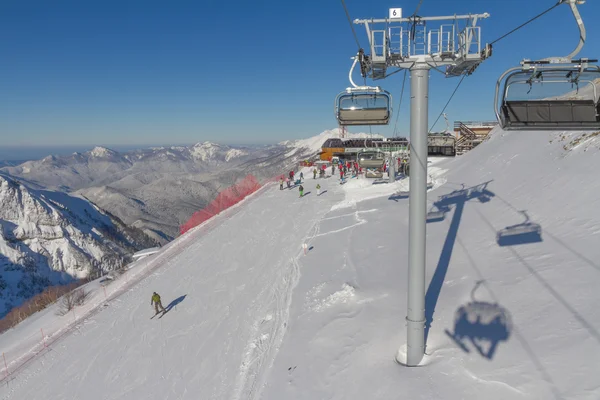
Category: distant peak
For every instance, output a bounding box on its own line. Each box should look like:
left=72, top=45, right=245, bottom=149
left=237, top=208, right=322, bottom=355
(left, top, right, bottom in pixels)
left=193, top=141, right=224, bottom=149
left=89, top=146, right=117, bottom=158
left=42, top=155, right=57, bottom=162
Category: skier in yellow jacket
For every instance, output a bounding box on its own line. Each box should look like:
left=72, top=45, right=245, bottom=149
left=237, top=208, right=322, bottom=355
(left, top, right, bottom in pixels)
left=151, top=292, right=166, bottom=314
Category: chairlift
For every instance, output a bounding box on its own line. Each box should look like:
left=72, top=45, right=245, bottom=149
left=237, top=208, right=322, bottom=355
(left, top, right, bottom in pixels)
left=335, top=56, right=392, bottom=126
left=335, top=87, right=392, bottom=126
left=494, top=0, right=600, bottom=130
left=357, top=151, right=385, bottom=169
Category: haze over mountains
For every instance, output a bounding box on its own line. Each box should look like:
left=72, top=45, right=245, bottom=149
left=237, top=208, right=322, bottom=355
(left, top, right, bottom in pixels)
left=1, top=134, right=342, bottom=242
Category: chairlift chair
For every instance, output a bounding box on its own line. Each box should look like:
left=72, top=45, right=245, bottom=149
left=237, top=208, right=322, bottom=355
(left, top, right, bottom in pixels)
left=495, top=60, right=600, bottom=130
left=357, top=150, right=386, bottom=169
left=335, top=87, right=392, bottom=126
left=334, top=54, right=393, bottom=126
left=494, top=0, right=600, bottom=131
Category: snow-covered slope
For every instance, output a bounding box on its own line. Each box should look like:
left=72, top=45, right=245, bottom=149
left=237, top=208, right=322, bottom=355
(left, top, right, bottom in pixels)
left=5, top=127, right=599, bottom=399
left=0, top=174, right=157, bottom=317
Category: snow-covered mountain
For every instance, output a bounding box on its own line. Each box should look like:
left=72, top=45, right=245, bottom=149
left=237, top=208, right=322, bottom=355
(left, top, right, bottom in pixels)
left=0, top=130, right=353, bottom=241
left=0, top=173, right=157, bottom=317
left=1, top=143, right=252, bottom=191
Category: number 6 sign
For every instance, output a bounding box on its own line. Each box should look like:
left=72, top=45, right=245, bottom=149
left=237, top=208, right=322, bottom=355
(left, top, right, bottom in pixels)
left=389, top=8, right=402, bottom=19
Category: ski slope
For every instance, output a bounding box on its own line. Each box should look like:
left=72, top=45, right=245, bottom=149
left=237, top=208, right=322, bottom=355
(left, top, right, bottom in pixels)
left=1, top=128, right=600, bottom=400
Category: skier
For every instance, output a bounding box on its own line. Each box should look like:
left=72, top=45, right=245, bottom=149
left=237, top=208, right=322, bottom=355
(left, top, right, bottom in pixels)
left=299, top=184, right=304, bottom=197
left=151, top=292, right=166, bottom=315
left=313, top=168, right=317, bottom=179
left=300, top=172, right=304, bottom=181
left=316, top=183, right=321, bottom=196
left=280, top=177, right=284, bottom=190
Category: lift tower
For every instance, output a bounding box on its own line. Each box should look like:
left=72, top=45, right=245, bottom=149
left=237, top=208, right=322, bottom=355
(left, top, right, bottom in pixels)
left=352, top=8, right=491, bottom=366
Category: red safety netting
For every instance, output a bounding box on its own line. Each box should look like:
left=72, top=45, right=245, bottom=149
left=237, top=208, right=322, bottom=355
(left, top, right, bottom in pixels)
left=180, top=175, right=263, bottom=235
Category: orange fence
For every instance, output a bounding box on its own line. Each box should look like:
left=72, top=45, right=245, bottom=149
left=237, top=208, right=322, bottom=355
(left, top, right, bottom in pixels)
left=179, top=175, right=264, bottom=235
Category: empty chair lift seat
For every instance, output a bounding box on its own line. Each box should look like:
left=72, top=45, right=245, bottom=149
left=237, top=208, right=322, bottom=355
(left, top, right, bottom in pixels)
left=502, top=99, right=600, bottom=128
left=335, top=89, right=392, bottom=126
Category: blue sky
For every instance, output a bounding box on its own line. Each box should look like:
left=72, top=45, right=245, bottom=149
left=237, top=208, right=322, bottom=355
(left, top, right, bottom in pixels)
left=0, top=0, right=599, bottom=148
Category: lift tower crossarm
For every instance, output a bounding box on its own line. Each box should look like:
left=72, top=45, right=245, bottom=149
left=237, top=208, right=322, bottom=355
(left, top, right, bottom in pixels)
left=353, top=13, right=490, bottom=24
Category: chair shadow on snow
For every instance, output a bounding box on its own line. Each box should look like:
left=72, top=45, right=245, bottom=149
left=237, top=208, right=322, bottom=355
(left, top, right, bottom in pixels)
left=496, top=210, right=543, bottom=246
left=165, top=295, right=187, bottom=312
left=388, top=191, right=409, bottom=202
left=444, top=281, right=512, bottom=360
left=425, top=182, right=496, bottom=347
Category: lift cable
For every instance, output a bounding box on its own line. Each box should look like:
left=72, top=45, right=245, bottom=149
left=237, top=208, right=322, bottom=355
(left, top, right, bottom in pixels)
left=413, top=0, right=424, bottom=16
left=340, top=0, right=362, bottom=50
left=428, top=74, right=466, bottom=133
left=488, top=1, right=562, bottom=46
left=340, top=0, right=368, bottom=86
left=392, top=70, right=408, bottom=137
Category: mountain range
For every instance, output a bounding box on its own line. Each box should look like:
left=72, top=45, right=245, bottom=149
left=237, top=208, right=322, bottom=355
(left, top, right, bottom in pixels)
left=1, top=130, right=368, bottom=241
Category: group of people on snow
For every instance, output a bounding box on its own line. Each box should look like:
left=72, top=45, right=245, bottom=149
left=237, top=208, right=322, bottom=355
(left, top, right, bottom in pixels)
left=280, top=165, right=331, bottom=197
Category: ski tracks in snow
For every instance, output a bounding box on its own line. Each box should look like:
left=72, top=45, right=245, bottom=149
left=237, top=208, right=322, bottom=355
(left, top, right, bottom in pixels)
left=232, top=256, right=301, bottom=400
left=232, top=206, right=325, bottom=400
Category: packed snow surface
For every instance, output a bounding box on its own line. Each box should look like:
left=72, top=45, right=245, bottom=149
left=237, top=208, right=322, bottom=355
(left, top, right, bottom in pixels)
left=1, top=127, right=600, bottom=399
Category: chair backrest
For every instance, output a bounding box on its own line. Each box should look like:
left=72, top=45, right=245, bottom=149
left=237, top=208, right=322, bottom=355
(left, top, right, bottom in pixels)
left=502, top=99, right=599, bottom=128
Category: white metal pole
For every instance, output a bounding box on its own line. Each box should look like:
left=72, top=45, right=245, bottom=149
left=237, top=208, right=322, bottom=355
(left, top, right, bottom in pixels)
left=404, top=63, right=430, bottom=366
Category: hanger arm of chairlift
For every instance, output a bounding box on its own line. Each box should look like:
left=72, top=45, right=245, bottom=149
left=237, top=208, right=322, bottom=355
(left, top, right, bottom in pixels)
left=542, top=0, right=586, bottom=63
left=348, top=57, right=360, bottom=89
